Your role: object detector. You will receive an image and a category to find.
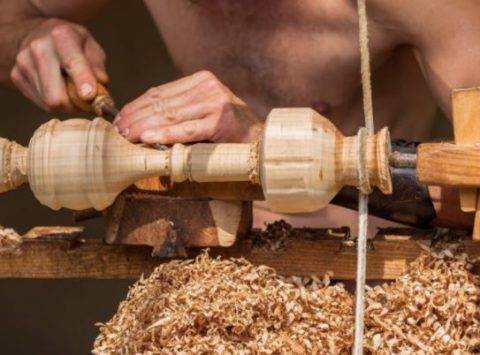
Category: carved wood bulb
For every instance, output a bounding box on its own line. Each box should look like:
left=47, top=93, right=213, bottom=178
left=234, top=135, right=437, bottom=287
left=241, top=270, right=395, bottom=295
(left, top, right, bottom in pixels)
left=0, top=109, right=392, bottom=212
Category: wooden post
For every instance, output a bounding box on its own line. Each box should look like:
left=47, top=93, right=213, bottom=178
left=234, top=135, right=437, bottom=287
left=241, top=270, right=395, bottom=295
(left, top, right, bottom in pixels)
left=452, top=88, right=480, bottom=240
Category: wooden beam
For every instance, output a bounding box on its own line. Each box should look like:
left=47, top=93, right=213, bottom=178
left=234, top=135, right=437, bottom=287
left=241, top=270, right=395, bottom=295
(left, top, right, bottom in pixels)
left=417, top=142, right=480, bottom=187
left=1, top=227, right=479, bottom=280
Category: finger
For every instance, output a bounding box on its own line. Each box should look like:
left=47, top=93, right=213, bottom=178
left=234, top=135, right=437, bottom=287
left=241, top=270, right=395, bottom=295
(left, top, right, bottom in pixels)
left=116, top=88, right=215, bottom=130
left=30, top=38, right=73, bottom=111
left=10, top=67, right=49, bottom=111
left=116, top=99, right=220, bottom=143
left=15, top=50, right=43, bottom=98
left=84, top=36, right=109, bottom=83
left=140, top=119, right=214, bottom=145
left=51, top=26, right=97, bottom=100
left=118, top=70, right=217, bottom=118
left=119, top=117, right=162, bottom=143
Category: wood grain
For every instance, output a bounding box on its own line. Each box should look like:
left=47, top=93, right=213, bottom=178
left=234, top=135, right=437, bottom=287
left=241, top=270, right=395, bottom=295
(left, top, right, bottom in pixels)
left=105, top=193, right=252, bottom=251
left=1, top=227, right=479, bottom=280
left=452, top=88, right=480, bottom=240
left=1, top=109, right=392, bottom=216
left=417, top=143, right=480, bottom=187
left=260, top=108, right=391, bottom=213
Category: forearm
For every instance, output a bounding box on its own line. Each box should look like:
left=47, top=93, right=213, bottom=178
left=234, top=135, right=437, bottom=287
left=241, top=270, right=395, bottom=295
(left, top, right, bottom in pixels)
left=0, top=0, right=43, bottom=82
left=0, top=0, right=110, bottom=83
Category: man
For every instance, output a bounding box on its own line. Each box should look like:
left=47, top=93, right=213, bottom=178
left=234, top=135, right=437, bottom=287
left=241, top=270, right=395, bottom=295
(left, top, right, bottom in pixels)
left=1, top=0, right=478, bottom=230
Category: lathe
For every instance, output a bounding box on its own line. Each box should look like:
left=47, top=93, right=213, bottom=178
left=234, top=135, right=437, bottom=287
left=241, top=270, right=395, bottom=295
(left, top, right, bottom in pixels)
left=1, top=85, right=480, bottom=275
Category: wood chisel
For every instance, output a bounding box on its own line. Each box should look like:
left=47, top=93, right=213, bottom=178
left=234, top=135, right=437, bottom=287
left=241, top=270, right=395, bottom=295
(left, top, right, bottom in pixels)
left=65, top=78, right=118, bottom=119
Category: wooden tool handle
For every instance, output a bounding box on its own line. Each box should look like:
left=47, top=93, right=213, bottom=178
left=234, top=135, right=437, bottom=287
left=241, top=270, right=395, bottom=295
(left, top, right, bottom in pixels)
left=66, top=79, right=114, bottom=116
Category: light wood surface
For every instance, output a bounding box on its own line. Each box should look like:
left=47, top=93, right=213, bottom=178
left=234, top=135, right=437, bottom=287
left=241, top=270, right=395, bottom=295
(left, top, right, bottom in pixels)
left=0, top=109, right=393, bottom=213
left=417, top=143, right=480, bottom=187
left=0, top=118, right=255, bottom=210
left=452, top=88, right=480, bottom=240
left=1, top=226, right=479, bottom=280
left=27, top=118, right=169, bottom=210
left=260, top=108, right=391, bottom=213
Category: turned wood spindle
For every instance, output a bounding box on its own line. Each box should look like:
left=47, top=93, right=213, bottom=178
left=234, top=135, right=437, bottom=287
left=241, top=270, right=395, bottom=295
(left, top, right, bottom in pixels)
left=0, top=108, right=392, bottom=212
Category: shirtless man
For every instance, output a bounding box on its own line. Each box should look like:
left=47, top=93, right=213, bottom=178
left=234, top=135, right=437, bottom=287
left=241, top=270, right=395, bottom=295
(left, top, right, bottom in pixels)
left=1, top=0, right=478, bottom=230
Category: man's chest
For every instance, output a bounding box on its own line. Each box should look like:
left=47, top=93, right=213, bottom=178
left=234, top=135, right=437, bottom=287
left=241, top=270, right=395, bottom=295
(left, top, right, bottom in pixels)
left=145, top=0, right=381, bottom=104
left=144, top=0, right=435, bottom=139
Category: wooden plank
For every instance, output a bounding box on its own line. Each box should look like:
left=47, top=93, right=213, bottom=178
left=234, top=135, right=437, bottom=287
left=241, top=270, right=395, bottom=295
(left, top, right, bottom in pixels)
left=417, top=142, right=480, bottom=187
left=105, top=194, right=252, bottom=254
left=1, top=227, right=479, bottom=280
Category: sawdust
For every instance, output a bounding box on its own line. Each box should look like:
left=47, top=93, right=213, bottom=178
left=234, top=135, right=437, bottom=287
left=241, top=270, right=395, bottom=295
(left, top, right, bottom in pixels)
left=0, top=225, right=22, bottom=254
left=93, top=252, right=354, bottom=354
left=93, top=232, right=480, bottom=354
left=364, top=243, right=480, bottom=353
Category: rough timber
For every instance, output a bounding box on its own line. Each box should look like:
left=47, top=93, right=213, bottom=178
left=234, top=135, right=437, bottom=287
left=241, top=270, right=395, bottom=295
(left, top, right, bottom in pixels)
left=1, top=226, right=479, bottom=280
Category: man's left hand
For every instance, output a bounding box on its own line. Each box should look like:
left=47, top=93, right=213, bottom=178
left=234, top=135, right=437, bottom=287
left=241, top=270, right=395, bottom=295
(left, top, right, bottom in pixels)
left=114, top=70, right=263, bottom=144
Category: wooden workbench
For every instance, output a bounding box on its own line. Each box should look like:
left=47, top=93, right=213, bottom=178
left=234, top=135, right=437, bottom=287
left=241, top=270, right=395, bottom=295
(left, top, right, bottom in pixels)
left=1, top=226, right=479, bottom=280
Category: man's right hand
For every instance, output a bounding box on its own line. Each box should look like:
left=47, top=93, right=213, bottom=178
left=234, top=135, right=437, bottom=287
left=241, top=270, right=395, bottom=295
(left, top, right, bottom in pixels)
left=10, top=18, right=108, bottom=112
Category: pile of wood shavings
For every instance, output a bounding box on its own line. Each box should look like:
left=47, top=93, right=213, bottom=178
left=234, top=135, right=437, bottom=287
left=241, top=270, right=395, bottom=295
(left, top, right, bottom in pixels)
left=0, top=225, right=22, bottom=254
left=93, top=237, right=480, bottom=354
left=93, top=252, right=354, bottom=354
left=364, top=244, right=480, bottom=353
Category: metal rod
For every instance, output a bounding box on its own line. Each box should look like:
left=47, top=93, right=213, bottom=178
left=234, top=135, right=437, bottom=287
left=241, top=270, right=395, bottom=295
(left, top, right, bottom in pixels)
left=389, top=151, right=417, bottom=169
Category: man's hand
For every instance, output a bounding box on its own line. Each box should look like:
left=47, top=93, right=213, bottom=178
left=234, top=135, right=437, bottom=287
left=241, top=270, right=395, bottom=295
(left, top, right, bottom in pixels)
left=10, top=18, right=108, bottom=112
left=114, top=71, right=263, bottom=144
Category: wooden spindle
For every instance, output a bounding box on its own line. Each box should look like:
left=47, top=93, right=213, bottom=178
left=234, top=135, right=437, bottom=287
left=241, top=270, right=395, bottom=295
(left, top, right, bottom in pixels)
left=0, top=109, right=393, bottom=212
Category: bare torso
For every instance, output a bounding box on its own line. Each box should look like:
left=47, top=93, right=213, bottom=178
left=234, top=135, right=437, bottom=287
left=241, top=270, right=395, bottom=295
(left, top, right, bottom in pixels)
left=145, top=0, right=438, bottom=139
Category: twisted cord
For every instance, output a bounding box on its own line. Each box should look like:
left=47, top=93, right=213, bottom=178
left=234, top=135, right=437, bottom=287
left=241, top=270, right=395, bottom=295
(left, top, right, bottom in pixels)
left=354, top=0, right=375, bottom=354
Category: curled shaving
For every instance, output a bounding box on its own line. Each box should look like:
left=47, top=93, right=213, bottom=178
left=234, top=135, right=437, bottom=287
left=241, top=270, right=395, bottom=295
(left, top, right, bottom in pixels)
left=93, top=228, right=479, bottom=353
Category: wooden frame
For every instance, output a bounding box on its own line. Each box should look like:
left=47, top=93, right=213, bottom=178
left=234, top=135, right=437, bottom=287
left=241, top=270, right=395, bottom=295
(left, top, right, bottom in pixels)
left=1, top=226, right=479, bottom=280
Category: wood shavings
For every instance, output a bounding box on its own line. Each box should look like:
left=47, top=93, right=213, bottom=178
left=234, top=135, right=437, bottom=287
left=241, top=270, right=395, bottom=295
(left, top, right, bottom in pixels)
left=0, top=225, right=22, bottom=254
left=250, top=220, right=297, bottom=251
left=93, top=225, right=480, bottom=354
left=93, top=251, right=354, bottom=354
left=364, top=244, right=480, bottom=353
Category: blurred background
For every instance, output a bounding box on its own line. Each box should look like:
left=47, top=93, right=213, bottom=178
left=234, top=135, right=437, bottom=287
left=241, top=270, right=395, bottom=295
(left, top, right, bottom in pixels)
left=0, top=2, right=176, bottom=354
left=0, top=1, right=453, bottom=354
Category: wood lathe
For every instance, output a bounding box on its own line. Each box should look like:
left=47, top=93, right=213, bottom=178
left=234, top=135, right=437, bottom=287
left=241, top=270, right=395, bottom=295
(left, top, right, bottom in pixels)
left=2, top=87, right=480, bottom=252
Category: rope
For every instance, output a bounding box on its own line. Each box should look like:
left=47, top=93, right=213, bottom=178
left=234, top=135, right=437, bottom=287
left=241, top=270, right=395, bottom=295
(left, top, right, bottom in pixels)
left=357, top=0, right=375, bottom=134
left=354, top=0, right=375, bottom=354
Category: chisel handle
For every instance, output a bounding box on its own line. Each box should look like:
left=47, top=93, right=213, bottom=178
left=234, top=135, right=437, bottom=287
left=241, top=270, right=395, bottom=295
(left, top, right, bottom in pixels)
left=66, top=78, right=116, bottom=118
